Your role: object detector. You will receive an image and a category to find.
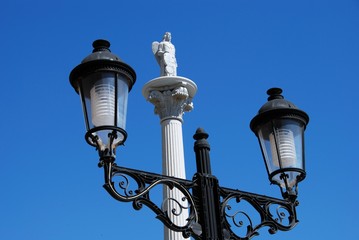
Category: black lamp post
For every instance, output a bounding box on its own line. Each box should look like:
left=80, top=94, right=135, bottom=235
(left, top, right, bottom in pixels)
left=69, top=40, right=309, bottom=240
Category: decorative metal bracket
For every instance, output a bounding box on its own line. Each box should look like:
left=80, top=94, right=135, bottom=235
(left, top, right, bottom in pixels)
left=220, top=187, right=298, bottom=240
left=99, top=159, right=202, bottom=238
left=96, top=128, right=300, bottom=240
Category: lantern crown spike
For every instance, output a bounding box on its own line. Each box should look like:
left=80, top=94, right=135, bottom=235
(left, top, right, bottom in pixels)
left=267, top=87, right=283, bottom=100
left=92, top=39, right=111, bottom=52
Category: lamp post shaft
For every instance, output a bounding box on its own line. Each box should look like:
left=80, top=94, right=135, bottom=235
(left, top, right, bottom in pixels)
left=193, top=129, right=223, bottom=240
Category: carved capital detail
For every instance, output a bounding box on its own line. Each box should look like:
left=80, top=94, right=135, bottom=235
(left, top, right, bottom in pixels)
left=148, top=86, right=194, bottom=120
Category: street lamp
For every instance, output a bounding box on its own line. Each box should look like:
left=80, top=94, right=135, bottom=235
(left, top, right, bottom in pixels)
left=69, top=39, right=136, bottom=158
left=250, top=88, right=309, bottom=202
left=69, top=39, right=309, bottom=240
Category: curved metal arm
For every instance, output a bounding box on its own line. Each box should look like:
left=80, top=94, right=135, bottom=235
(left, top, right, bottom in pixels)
left=100, top=159, right=299, bottom=240
left=99, top=159, right=202, bottom=238
left=219, top=187, right=298, bottom=240
left=95, top=128, right=302, bottom=240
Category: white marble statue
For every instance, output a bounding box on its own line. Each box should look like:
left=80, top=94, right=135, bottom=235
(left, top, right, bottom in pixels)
left=152, top=32, right=177, bottom=76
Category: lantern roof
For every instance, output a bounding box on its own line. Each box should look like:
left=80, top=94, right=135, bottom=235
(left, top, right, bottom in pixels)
left=69, top=39, right=136, bottom=93
left=250, top=88, right=309, bottom=132
left=81, top=39, right=123, bottom=63
left=257, top=88, right=298, bottom=113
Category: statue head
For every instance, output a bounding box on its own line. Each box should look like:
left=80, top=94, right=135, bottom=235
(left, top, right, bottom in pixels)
left=163, top=32, right=172, bottom=42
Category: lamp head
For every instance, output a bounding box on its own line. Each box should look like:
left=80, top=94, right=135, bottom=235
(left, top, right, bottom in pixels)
left=250, top=88, right=309, bottom=200
left=70, top=39, right=136, bottom=158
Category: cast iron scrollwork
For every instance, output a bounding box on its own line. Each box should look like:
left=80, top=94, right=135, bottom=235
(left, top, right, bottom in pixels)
left=99, top=160, right=201, bottom=238
left=220, top=187, right=298, bottom=239
left=91, top=129, right=301, bottom=240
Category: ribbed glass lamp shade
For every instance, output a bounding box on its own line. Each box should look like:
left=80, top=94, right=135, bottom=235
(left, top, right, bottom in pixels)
left=270, top=129, right=297, bottom=168
left=257, top=119, right=305, bottom=190
left=90, top=80, right=116, bottom=127
left=79, top=72, right=129, bottom=150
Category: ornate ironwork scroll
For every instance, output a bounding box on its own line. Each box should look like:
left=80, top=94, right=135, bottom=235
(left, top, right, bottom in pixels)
left=99, top=160, right=201, bottom=238
left=99, top=159, right=299, bottom=240
left=219, top=187, right=298, bottom=240
left=95, top=127, right=300, bottom=240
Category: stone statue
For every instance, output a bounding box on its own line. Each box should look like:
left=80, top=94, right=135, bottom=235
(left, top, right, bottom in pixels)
left=152, top=32, right=177, bottom=76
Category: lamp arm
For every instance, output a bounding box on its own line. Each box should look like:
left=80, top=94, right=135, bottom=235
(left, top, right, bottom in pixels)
left=99, top=160, right=299, bottom=240
left=219, top=186, right=298, bottom=239
left=100, top=160, right=202, bottom=238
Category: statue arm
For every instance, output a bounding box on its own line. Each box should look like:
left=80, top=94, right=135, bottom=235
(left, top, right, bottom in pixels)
left=157, top=43, right=165, bottom=55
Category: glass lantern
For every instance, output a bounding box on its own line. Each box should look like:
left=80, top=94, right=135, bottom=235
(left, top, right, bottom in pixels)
left=250, top=88, right=309, bottom=199
left=70, top=40, right=136, bottom=157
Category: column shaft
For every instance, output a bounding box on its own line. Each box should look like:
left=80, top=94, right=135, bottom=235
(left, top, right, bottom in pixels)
left=162, top=118, right=188, bottom=240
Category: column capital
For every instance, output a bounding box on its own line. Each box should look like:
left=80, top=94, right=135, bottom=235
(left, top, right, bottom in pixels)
left=148, top=86, right=193, bottom=121
left=143, top=76, right=197, bottom=121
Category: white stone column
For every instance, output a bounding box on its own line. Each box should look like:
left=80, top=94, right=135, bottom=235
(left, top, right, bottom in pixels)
left=143, top=76, right=197, bottom=240
left=161, top=118, right=186, bottom=178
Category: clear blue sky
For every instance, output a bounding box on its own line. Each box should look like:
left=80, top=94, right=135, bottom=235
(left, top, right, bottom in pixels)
left=1, top=0, right=358, bottom=239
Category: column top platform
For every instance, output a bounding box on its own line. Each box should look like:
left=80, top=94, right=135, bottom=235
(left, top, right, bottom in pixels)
left=142, top=76, right=197, bottom=99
